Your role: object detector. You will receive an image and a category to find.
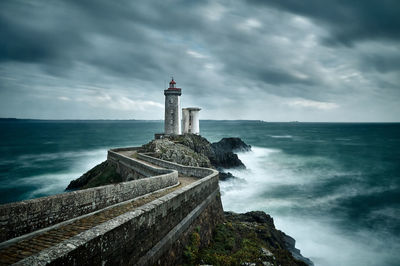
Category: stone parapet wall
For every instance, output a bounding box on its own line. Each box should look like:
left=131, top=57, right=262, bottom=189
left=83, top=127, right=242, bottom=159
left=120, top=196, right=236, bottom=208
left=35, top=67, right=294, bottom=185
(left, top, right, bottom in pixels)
left=138, top=153, right=216, bottom=178
left=16, top=155, right=221, bottom=266
left=108, top=150, right=164, bottom=179
left=0, top=154, right=178, bottom=243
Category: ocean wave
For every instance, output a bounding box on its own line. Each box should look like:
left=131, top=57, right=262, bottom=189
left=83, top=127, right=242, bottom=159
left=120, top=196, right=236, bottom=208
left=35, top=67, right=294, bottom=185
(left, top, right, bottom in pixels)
left=219, top=146, right=400, bottom=266
left=18, top=149, right=106, bottom=163
left=1, top=149, right=107, bottom=199
left=269, top=135, right=293, bottom=138
left=275, top=215, right=400, bottom=266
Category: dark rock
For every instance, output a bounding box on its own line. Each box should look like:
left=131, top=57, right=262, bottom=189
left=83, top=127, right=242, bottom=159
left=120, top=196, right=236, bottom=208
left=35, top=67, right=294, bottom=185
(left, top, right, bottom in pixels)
left=218, top=171, right=235, bottom=181
left=226, top=211, right=314, bottom=265
left=169, top=134, right=214, bottom=159
left=284, top=233, right=314, bottom=266
left=197, top=211, right=312, bottom=266
left=211, top=151, right=244, bottom=168
left=66, top=161, right=122, bottom=190
left=212, top=137, right=252, bottom=153
left=210, top=137, right=251, bottom=169
left=139, top=138, right=212, bottom=167
left=145, top=134, right=252, bottom=170
left=226, top=210, right=274, bottom=224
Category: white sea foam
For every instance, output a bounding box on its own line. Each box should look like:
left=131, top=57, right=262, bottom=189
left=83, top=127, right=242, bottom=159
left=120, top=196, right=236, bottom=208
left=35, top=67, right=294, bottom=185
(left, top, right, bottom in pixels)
left=269, top=135, right=293, bottom=138
left=275, top=216, right=400, bottom=266
left=220, top=146, right=400, bottom=266
left=16, top=149, right=107, bottom=199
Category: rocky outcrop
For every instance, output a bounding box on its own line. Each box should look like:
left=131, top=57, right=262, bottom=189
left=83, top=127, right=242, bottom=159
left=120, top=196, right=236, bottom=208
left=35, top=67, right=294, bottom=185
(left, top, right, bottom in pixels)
left=210, top=137, right=251, bottom=169
left=218, top=171, right=235, bottom=181
left=139, top=138, right=212, bottom=168
left=67, top=135, right=252, bottom=191
left=66, top=161, right=122, bottom=190
left=64, top=135, right=312, bottom=265
left=140, top=134, right=251, bottom=171
left=192, top=211, right=313, bottom=266
left=284, top=233, right=314, bottom=266
left=168, top=134, right=215, bottom=159
left=212, top=137, right=252, bottom=153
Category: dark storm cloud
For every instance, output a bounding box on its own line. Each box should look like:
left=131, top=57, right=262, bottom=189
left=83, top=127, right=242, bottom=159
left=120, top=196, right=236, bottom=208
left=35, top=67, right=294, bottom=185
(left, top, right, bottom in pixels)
left=0, top=1, right=87, bottom=64
left=0, top=0, right=399, bottom=121
left=0, top=1, right=191, bottom=75
left=248, top=0, right=400, bottom=46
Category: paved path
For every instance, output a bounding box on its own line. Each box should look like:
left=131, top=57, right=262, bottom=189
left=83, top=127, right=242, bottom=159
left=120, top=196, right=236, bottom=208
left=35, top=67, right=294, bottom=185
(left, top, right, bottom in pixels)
left=0, top=153, right=197, bottom=265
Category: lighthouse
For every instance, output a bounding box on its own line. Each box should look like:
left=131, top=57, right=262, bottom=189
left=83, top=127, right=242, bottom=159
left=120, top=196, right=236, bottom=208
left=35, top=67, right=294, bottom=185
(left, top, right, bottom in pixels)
left=164, top=78, right=181, bottom=135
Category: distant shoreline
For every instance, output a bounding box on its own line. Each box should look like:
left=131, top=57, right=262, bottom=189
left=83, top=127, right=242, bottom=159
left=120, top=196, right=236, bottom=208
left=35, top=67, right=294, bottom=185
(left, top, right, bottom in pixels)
left=0, top=118, right=399, bottom=123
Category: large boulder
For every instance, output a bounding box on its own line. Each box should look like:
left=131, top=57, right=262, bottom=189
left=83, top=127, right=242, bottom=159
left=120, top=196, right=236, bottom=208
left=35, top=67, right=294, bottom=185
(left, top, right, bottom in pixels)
left=169, top=134, right=214, bottom=159
left=210, top=137, right=251, bottom=169
left=212, top=137, right=252, bottom=153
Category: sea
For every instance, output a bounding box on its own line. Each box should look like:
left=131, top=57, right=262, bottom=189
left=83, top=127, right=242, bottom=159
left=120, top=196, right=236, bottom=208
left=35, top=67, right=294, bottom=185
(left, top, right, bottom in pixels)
left=0, top=120, right=399, bottom=266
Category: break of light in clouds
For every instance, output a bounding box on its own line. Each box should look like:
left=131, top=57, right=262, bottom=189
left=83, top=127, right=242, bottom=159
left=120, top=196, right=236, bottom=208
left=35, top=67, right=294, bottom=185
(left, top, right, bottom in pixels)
left=0, top=0, right=399, bottom=121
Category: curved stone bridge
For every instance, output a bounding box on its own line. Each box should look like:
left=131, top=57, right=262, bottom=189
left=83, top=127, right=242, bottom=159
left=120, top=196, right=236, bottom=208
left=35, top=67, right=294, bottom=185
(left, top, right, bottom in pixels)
left=0, top=147, right=223, bottom=265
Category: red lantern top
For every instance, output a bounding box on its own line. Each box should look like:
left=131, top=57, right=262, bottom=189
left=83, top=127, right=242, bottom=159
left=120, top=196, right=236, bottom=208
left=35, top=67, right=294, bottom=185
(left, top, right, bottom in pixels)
left=168, top=78, right=180, bottom=91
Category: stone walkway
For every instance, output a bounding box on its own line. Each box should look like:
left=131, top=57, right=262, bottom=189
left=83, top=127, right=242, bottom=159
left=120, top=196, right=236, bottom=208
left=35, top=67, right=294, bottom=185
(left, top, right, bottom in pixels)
left=118, top=150, right=164, bottom=169
left=0, top=176, right=197, bottom=265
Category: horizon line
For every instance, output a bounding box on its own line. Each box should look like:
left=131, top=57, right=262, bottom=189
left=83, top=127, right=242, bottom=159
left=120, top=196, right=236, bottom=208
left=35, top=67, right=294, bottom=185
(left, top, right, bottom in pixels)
left=0, top=118, right=399, bottom=123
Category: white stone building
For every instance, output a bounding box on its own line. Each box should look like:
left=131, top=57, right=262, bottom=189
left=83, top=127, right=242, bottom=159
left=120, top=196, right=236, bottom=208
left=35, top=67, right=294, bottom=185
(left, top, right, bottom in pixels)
left=182, top=107, right=201, bottom=135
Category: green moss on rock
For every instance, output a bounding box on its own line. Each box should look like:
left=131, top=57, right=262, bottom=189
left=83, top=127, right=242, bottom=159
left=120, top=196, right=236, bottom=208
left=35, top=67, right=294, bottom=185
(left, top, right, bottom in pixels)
left=140, top=138, right=212, bottom=168
left=188, top=211, right=309, bottom=266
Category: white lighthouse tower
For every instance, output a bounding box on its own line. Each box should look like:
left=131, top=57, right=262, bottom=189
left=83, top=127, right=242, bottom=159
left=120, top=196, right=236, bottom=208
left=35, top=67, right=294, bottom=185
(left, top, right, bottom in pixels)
left=164, top=78, right=181, bottom=135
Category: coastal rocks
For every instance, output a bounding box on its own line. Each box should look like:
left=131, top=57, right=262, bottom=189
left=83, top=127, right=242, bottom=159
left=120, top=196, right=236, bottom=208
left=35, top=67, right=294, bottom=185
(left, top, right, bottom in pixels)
left=66, top=135, right=251, bottom=190
left=218, top=171, right=235, bottom=181
left=140, top=135, right=251, bottom=171
left=171, top=134, right=251, bottom=169
left=194, top=211, right=311, bottom=266
left=169, top=134, right=214, bottom=159
left=210, top=137, right=251, bottom=169
left=284, top=234, right=314, bottom=266
left=142, top=135, right=251, bottom=183
left=212, top=137, right=252, bottom=153
left=140, top=138, right=212, bottom=168
left=228, top=211, right=313, bottom=266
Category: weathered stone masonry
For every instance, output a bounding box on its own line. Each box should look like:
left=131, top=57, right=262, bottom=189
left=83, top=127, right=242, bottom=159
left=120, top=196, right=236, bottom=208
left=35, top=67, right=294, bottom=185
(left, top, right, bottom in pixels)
left=0, top=150, right=177, bottom=243
left=0, top=147, right=224, bottom=266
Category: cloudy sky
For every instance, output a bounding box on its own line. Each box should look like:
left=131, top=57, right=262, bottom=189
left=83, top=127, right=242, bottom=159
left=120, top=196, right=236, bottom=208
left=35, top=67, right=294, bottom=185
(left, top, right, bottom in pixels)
left=0, top=0, right=399, bottom=121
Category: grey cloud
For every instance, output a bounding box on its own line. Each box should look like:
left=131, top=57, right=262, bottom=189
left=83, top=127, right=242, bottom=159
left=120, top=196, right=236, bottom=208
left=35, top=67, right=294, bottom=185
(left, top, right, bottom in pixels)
left=247, top=0, right=400, bottom=46
left=0, top=0, right=399, bottom=121
left=361, top=53, right=400, bottom=73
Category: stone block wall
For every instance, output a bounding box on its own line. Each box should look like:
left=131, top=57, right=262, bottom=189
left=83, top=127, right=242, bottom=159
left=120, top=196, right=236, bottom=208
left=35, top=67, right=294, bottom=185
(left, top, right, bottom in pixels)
left=155, top=192, right=224, bottom=265
left=108, top=150, right=161, bottom=180
left=137, top=153, right=214, bottom=178
left=17, top=160, right=221, bottom=266
left=0, top=158, right=178, bottom=243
